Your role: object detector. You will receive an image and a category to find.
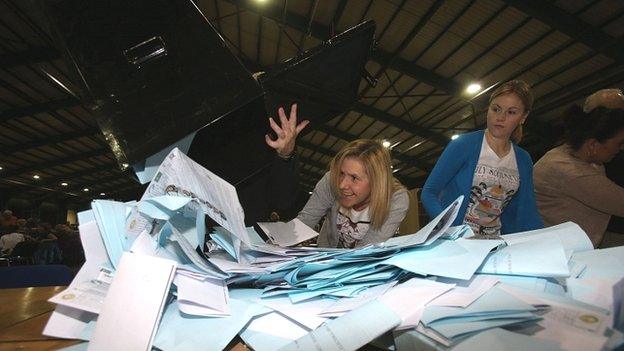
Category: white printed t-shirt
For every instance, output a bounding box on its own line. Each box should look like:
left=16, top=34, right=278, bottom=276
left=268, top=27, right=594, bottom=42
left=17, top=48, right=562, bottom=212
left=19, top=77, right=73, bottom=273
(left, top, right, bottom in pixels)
left=464, top=137, right=520, bottom=236
left=336, top=206, right=371, bottom=248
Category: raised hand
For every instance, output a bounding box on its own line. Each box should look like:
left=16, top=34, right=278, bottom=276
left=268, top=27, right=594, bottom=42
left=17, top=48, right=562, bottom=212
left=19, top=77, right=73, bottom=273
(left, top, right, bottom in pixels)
left=265, top=103, right=309, bottom=158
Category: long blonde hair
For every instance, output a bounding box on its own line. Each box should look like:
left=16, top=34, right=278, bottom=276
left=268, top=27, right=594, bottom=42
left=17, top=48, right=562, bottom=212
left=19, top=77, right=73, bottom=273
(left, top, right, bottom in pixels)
left=489, top=80, right=533, bottom=144
left=329, top=139, right=403, bottom=229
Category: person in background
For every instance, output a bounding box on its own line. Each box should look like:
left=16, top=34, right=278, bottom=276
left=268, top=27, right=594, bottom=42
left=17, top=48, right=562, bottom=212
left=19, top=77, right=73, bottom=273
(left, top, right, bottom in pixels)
left=1, top=210, right=17, bottom=229
left=421, top=80, right=543, bottom=238
left=533, top=89, right=624, bottom=247
left=0, top=226, right=25, bottom=255
left=297, top=139, right=409, bottom=248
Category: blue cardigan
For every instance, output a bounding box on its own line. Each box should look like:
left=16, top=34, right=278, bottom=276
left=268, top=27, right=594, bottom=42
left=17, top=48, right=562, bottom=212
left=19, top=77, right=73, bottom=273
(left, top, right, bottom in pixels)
left=421, top=130, right=543, bottom=234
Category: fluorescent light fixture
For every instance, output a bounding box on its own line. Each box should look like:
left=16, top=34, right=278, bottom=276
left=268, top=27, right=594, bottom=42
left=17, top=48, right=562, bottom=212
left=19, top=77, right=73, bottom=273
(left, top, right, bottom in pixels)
left=33, top=174, right=40, bottom=179
left=451, top=134, right=460, bottom=140
left=61, top=182, right=69, bottom=186
left=466, top=83, right=482, bottom=94
left=42, top=69, right=78, bottom=99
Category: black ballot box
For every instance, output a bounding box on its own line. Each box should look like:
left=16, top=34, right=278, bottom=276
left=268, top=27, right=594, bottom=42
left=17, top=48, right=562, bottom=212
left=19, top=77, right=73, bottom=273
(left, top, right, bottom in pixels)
left=41, top=0, right=375, bottom=189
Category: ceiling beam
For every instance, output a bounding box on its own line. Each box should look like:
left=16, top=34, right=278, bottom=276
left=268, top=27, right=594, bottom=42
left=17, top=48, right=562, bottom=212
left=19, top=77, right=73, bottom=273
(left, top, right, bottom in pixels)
left=0, top=98, right=81, bottom=123
left=503, top=0, right=624, bottom=63
left=313, top=124, right=435, bottom=174
left=354, top=102, right=450, bottom=146
left=0, top=47, right=61, bottom=69
left=4, top=164, right=119, bottom=190
left=3, top=128, right=101, bottom=154
left=0, top=149, right=111, bottom=179
left=223, top=0, right=462, bottom=95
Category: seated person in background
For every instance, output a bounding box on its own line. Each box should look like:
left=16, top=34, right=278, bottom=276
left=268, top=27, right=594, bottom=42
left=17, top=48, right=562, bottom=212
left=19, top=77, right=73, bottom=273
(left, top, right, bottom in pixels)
left=421, top=80, right=543, bottom=238
left=0, top=226, right=25, bottom=255
left=533, top=89, right=624, bottom=248
left=297, top=139, right=409, bottom=248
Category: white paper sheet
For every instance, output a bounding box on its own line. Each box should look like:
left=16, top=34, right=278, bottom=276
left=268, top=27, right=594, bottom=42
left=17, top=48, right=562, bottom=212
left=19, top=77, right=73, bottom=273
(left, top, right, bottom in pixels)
left=258, top=219, right=319, bottom=247
left=88, top=253, right=176, bottom=351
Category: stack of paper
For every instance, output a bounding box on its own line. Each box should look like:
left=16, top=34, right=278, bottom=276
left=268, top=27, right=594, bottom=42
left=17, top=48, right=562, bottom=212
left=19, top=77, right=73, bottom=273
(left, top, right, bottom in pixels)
left=419, top=286, right=539, bottom=344
left=41, top=147, right=624, bottom=351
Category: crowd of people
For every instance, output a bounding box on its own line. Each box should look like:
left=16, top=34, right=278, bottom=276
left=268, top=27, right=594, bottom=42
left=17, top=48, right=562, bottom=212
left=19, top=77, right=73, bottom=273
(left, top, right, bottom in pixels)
left=0, top=210, right=84, bottom=269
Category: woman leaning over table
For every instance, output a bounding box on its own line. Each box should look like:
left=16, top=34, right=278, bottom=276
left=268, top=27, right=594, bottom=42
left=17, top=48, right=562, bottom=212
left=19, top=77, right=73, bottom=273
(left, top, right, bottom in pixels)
left=533, top=89, right=624, bottom=248
left=421, top=80, right=543, bottom=238
left=297, top=139, right=409, bottom=248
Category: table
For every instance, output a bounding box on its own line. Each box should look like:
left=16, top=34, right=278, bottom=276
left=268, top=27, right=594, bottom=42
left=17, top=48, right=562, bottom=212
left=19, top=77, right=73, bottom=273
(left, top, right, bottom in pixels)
left=0, top=286, right=83, bottom=350
left=0, top=286, right=252, bottom=351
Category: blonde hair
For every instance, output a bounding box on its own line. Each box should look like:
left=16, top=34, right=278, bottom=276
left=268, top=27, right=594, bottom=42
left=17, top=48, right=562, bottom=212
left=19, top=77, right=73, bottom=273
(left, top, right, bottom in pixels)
left=489, top=80, right=533, bottom=144
left=329, top=139, right=403, bottom=229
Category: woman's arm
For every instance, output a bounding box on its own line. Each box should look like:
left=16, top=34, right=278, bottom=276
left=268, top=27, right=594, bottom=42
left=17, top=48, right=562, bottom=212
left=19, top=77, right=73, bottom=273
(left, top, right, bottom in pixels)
left=421, top=138, right=467, bottom=218
left=297, top=172, right=336, bottom=229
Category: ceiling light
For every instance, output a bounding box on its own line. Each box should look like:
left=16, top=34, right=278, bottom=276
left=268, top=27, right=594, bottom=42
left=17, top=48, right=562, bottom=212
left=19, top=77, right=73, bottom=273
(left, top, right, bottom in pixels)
left=308, top=191, right=313, bottom=195
left=0, top=166, right=3, bottom=170
left=33, top=174, right=40, bottom=179
left=382, top=140, right=391, bottom=148
left=451, top=134, right=460, bottom=140
left=83, top=188, right=90, bottom=192
left=61, top=182, right=69, bottom=186
left=100, top=192, right=106, bottom=196
left=465, top=83, right=482, bottom=94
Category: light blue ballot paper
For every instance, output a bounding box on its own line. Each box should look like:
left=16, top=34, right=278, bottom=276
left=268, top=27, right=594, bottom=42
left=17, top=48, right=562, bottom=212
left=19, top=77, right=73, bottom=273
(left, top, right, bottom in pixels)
left=77, top=209, right=95, bottom=225
left=153, top=299, right=264, bottom=351
left=279, top=300, right=401, bottom=351
left=133, top=131, right=196, bottom=184
left=431, top=314, right=540, bottom=340
left=451, top=328, right=563, bottom=351
left=91, top=200, right=134, bottom=268
left=421, top=286, right=535, bottom=325
left=478, top=235, right=569, bottom=277
left=502, top=222, right=593, bottom=257
left=382, top=238, right=502, bottom=280
left=571, top=246, right=624, bottom=279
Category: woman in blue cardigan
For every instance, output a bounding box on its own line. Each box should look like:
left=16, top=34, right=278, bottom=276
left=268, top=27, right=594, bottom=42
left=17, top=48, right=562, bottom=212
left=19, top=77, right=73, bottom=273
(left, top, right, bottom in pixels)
left=421, top=80, right=543, bottom=237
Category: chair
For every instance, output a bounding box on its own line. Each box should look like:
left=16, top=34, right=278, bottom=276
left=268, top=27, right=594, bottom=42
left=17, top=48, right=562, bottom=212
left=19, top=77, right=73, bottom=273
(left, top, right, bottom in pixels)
left=0, top=265, right=73, bottom=288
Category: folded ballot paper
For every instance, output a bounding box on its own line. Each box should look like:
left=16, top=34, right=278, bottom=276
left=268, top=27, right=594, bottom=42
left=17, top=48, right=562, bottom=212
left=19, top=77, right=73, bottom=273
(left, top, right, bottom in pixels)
left=88, top=252, right=177, bottom=351
left=42, top=146, right=624, bottom=351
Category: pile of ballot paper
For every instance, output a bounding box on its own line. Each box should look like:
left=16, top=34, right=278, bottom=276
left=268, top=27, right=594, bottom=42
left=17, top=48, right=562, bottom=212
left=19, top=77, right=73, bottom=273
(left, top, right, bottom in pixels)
left=43, top=148, right=624, bottom=351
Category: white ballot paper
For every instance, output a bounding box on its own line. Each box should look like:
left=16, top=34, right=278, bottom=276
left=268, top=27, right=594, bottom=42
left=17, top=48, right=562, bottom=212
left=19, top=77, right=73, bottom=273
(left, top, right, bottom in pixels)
left=258, top=219, right=319, bottom=247
left=280, top=300, right=401, bottom=351
left=134, top=147, right=250, bottom=259
left=88, top=252, right=176, bottom=351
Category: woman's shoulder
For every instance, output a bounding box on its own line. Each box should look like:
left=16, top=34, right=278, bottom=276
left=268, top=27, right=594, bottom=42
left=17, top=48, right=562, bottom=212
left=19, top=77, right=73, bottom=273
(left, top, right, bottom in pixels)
left=391, top=185, right=410, bottom=206
left=535, top=145, right=597, bottom=175
left=451, top=130, right=484, bottom=146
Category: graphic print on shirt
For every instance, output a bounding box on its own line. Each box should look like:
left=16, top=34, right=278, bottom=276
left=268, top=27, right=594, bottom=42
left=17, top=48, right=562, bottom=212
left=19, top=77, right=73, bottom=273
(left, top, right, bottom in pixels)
left=336, top=207, right=370, bottom=248
left=464, top=140, right=519, bottom=236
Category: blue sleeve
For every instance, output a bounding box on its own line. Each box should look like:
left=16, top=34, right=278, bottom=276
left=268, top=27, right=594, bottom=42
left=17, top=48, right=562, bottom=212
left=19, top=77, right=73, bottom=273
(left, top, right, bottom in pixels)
left=421, top=138, right=466, bottom=218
